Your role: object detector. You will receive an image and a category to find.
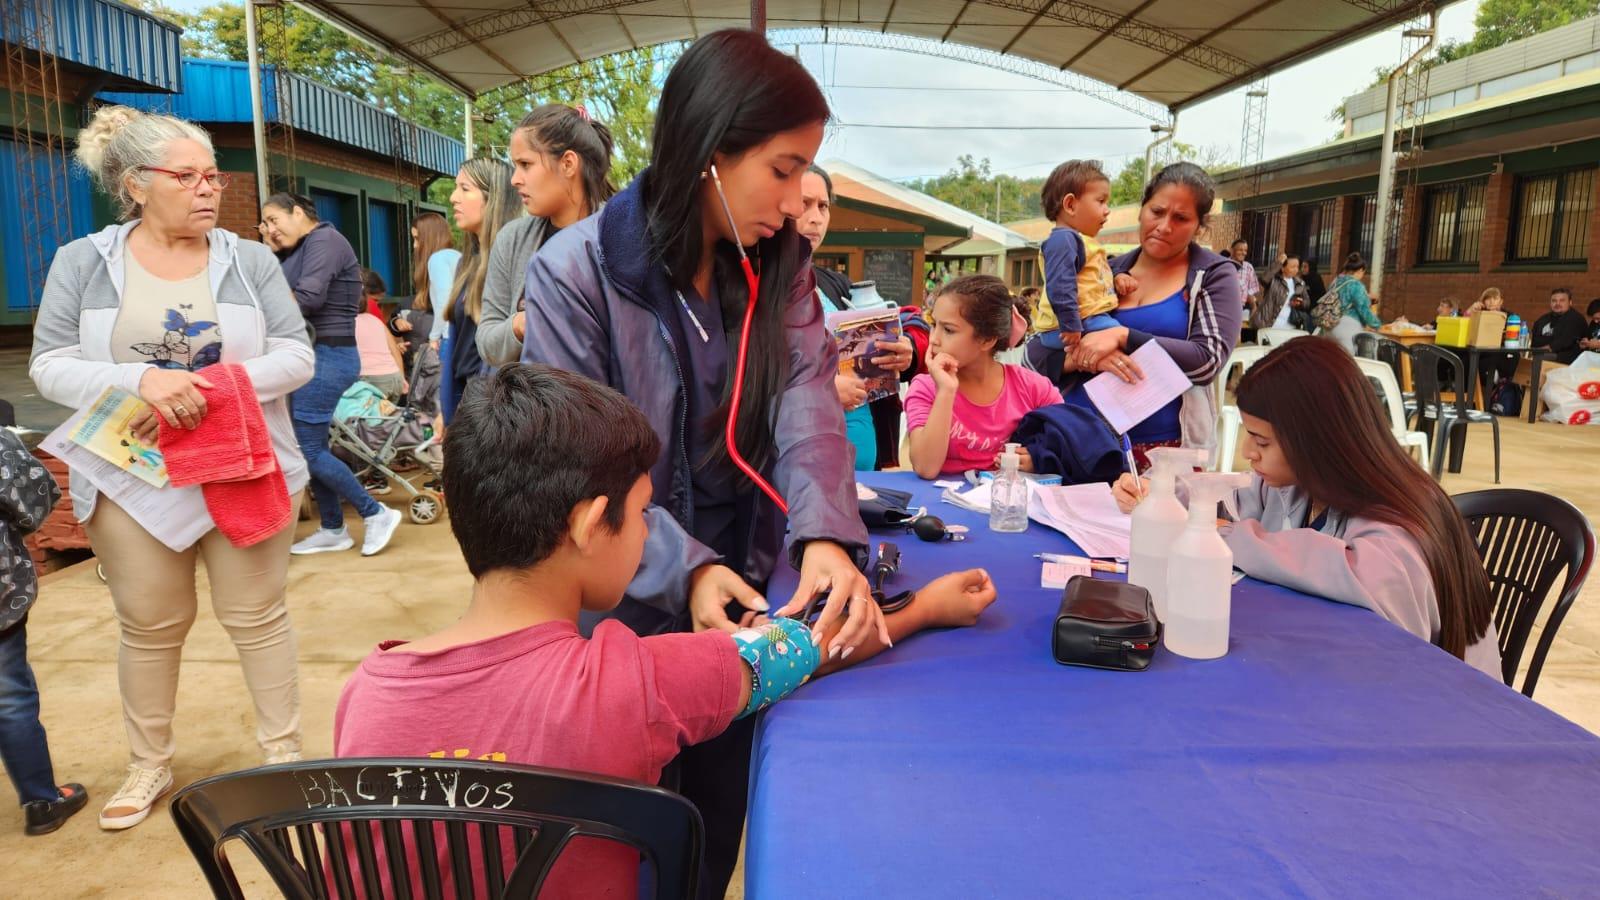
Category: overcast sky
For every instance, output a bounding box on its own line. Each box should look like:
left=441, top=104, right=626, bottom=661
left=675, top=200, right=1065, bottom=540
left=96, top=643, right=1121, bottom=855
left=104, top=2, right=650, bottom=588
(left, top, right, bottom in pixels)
left=164, top=0, right=1482, bottom=182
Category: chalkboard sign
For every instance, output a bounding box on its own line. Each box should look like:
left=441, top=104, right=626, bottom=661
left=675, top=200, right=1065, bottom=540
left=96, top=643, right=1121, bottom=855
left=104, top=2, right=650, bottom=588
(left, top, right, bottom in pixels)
left=862, top=249, right=914, bottom=307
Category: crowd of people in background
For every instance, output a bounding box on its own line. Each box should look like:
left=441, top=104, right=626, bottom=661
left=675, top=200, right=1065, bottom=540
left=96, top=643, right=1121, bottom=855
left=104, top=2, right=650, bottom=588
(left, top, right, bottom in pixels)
left=1, top=26, right=1567, bottom=900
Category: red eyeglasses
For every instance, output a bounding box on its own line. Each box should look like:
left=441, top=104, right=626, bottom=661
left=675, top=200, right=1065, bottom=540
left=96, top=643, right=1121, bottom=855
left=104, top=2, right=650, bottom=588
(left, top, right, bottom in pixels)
left=140, top=167, right=231, bottom=190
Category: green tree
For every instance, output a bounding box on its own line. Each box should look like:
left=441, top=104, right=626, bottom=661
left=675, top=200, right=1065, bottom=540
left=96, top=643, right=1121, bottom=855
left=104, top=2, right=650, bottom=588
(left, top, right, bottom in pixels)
left=905, top=156, right=1047, bottom=223
left=122, top=0, right=670, bottom=197
left=1108, top=143, right=1236, bottom=206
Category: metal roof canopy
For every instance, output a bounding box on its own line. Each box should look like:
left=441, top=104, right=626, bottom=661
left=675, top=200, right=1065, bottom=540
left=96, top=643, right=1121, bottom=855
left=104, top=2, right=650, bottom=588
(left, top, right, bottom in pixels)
left=295, top=0, right=1449, bottom=111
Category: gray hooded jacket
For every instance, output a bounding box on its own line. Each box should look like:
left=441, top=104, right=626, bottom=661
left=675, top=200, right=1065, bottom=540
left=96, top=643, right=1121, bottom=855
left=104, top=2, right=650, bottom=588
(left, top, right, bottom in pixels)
left=520, top=179, right=866, bottom=627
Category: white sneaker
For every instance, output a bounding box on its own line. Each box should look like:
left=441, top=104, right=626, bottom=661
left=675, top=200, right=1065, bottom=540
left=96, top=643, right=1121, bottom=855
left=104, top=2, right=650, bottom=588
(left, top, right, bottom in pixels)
left=99, top=764, right=173, bottom=831
left=264, top=741, right=303, bottom=765
left=361, top=505, right=402, bottom=557
left=290, top=527, right=354, bottom=555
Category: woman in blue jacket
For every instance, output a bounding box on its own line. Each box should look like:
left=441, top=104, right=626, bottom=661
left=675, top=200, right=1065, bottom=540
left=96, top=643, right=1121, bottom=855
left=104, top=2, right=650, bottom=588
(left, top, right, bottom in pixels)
left=262, top=194, right=401, bottom=557
left=521, top=30, right=885, bottom=896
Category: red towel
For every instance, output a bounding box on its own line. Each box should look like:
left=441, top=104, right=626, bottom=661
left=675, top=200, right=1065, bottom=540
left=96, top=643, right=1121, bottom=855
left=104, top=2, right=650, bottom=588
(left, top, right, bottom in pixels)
left=158, top=363, right=291, bottom=547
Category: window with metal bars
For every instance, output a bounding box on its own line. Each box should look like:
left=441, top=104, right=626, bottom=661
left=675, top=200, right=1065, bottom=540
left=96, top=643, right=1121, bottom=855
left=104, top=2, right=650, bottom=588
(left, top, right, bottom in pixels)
left=1507, top=168, right=1595, bottom=264
left=1241, top=208, right=1281, bottom=270
left=1346, top=193, right=1401, bottom=270
left=1418, top=179, right=1487, bottom=265
left=1289, top=199, right=1336, bottom=267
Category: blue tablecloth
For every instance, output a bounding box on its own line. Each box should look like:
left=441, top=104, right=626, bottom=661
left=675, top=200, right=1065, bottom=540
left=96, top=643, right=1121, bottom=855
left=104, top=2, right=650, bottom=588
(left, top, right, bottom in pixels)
left=747, top=474, right=1600, bottom=898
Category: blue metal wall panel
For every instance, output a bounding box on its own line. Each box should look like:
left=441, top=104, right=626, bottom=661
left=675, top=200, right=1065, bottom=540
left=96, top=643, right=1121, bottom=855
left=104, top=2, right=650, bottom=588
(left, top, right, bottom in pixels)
left=25, top=0, right=183, bottom=93
left=311, top=190, right=345, bottom=231
left=99, top=59, right=464, bottom=177
left=0, top=138, right=95, bottom=316
left=366, top=199, right=399, bottom=296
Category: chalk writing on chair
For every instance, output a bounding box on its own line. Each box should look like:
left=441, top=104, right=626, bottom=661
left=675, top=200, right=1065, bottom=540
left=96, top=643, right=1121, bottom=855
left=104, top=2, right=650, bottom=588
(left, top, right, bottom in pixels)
left=294, top=766, right=516, bottom=811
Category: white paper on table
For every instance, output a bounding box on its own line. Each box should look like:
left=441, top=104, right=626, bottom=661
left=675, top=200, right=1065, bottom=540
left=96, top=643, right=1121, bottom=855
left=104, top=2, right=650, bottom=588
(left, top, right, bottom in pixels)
left=1082, top=341, right=1192, bottom=435
left=42, top=409, right=211, bottom=552
left=1041, top=559, right=1092, bottom=589
left=1028, top=483, right=1131, bottom=559
left=941, top=481, right=992, bottom=514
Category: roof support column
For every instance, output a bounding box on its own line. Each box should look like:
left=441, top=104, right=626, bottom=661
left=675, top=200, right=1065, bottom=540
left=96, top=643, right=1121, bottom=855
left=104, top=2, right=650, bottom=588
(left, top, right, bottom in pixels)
left=751, top=0, right=766, bottom=33
left=244, top=0, right=270, bottom=208
left=464, top=99, right=475, bottom=156
left=1371, top=12, right=1437, bottom=300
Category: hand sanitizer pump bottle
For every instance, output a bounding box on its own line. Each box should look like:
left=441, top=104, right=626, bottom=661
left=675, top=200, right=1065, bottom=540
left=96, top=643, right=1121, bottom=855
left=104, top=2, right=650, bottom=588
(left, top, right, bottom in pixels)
left=1164, top=472, right=1250, bottom=660
left=989, top=443, right=1029, bottom=533
left=1127, top=447, right=1207, bottom=621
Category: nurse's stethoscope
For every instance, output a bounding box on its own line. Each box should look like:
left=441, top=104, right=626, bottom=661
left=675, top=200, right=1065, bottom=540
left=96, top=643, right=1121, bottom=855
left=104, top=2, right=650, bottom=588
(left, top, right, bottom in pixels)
left=675, top=164, right=789, bottom=515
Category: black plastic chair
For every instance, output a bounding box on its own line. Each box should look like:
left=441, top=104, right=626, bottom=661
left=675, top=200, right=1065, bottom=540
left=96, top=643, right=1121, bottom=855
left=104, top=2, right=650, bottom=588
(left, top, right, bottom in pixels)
left=1453, top=489, right=1595, bottom=697
left=1411, top=344, right=1500, bottom=482
left=1352, top=331, right=1380, bottom=359
left=170, top=758, right=702, bottom=899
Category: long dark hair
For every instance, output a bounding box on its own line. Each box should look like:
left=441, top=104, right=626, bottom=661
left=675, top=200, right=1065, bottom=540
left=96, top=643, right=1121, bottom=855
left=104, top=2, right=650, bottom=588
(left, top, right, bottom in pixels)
left=513, top=103, right=616, bottom=216
left=644, top=29, right=830, bottom=473
left=1236, top=337, right=1493, bottom=659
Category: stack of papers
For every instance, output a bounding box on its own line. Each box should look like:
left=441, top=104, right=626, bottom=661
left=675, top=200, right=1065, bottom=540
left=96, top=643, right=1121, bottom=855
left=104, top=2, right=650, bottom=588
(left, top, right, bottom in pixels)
left=1028, top=483, right=1132, bottom=559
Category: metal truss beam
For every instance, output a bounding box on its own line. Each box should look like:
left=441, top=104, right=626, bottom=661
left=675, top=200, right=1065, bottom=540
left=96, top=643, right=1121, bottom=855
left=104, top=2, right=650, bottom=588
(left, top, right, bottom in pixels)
left=772, top=27, right=1167, bottom=121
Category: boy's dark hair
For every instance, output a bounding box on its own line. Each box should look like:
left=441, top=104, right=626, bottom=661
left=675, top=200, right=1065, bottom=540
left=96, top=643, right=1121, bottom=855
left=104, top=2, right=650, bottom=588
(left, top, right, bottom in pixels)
left=1020, top=286, right=1041, bottom=300
left=934, top=274, right=1019, bottom=353
left=1587, top=298, right=1600, bottom=317
left=1040, top=159, right=1107, bottom=223
left=361, top=267, right=386, bottom=298
left=442, top=365, right=662, bottom=578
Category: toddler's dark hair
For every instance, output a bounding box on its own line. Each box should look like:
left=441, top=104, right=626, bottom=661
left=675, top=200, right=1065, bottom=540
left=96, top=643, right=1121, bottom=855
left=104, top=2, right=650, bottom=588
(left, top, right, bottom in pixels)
left=1040, top=159, right=1108, bottom=222
left=361, top=267, right=386, bottom=298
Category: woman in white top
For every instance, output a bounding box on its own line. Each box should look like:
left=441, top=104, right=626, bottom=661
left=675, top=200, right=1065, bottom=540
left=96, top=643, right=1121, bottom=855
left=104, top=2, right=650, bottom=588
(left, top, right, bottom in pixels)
left=29, top=106, right=315, bottom=830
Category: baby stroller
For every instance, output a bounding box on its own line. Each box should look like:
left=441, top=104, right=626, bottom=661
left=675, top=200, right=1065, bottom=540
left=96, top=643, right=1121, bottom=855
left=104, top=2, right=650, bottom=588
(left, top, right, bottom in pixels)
left=329, top=347, right=444, bottom=524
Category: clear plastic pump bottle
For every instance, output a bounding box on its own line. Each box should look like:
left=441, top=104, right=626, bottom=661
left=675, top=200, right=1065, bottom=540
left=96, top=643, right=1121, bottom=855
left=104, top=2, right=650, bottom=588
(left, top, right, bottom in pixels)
left=1164, top=472, right=1250, bottom=660
left=989, top=442, right=1029, bottom=533
left=1127, top=447, right=1206, bottom=621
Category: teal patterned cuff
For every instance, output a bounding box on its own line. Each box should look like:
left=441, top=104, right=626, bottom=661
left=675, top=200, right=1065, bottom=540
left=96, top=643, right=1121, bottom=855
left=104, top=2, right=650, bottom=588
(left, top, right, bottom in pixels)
left=732, top=618, right=821, bottom=719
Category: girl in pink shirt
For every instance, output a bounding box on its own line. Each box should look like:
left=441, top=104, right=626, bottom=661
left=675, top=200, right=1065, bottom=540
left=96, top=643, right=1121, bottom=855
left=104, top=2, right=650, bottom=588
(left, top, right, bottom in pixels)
left=907, top=275, right=1060, bottom=477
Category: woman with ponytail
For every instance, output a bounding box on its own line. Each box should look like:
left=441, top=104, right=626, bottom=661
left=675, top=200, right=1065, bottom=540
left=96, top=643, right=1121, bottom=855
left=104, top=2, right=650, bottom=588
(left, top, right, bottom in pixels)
left=519, top=30, right=885, bottom=894
left=477, top=103, right=615, bottom=365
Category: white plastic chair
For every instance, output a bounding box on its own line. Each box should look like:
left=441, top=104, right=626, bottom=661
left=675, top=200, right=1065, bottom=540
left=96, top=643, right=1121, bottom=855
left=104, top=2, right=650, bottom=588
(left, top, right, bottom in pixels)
left=1256, top=327, right=1305, bottom=348
left=1215, top=344, right=1272, bottom=472
left=1355, top=357, right=1431, bottom=469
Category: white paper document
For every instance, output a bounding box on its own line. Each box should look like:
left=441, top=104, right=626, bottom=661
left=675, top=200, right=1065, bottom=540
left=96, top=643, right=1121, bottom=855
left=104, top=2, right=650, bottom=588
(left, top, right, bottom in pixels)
left=1082, top=341, right=1192, bottom=435
left=1041, top=558, right=1092, bottom=589
left=1028, top=483, right=1132, bottom=559
left=43, top=407, right=211, bottom=552
left=941, top=481, right=992, bottom=514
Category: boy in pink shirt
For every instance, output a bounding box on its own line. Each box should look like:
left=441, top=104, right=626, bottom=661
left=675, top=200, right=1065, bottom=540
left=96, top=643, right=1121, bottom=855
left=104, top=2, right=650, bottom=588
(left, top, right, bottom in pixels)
left=907, top=275, right=1060, bottom=477
left=335, top=364, right=996, bottom=897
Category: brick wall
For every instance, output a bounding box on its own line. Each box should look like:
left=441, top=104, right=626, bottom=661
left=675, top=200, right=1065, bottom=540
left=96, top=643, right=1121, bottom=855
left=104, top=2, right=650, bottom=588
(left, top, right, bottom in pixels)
left=1237, top=169, right=1600, bottom=324
left=217, top=170, right=264, bottom=242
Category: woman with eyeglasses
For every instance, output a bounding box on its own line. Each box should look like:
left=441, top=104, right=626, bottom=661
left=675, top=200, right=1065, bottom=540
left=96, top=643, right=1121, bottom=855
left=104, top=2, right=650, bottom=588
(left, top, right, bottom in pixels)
left=261, top=193, right=404, bottom=558
left=30, top=106, right=315, bottom=830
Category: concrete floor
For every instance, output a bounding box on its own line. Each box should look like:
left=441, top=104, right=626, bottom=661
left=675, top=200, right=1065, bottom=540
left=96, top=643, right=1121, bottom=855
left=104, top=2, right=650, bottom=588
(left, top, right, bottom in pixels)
left=2, top=417, right=1598, bottom=898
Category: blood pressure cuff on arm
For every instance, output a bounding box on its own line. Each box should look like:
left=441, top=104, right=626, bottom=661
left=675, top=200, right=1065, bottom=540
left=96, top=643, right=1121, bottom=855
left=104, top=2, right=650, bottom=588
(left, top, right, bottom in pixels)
left=733, top=617, right=821, bottom=719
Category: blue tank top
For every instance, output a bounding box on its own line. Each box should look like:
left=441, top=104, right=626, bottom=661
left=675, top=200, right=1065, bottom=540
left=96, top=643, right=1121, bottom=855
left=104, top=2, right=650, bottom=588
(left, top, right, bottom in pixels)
left=1115, top=287, right=1187, bottom=443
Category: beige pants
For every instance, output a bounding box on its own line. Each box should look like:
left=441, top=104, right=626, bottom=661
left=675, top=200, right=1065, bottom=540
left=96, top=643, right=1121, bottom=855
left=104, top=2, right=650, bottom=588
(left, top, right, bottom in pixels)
left=86, top=495, right=302, bottom=768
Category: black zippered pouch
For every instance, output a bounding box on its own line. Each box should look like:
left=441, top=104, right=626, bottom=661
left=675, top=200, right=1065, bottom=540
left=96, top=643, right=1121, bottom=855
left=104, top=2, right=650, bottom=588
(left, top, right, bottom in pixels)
left=1052, top=577, right=1160, bottom=672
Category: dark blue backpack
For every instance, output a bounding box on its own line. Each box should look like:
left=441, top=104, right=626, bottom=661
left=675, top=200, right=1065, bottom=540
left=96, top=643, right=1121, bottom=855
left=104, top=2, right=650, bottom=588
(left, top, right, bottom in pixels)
left=1488, top=379, right=1524, bottom=417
